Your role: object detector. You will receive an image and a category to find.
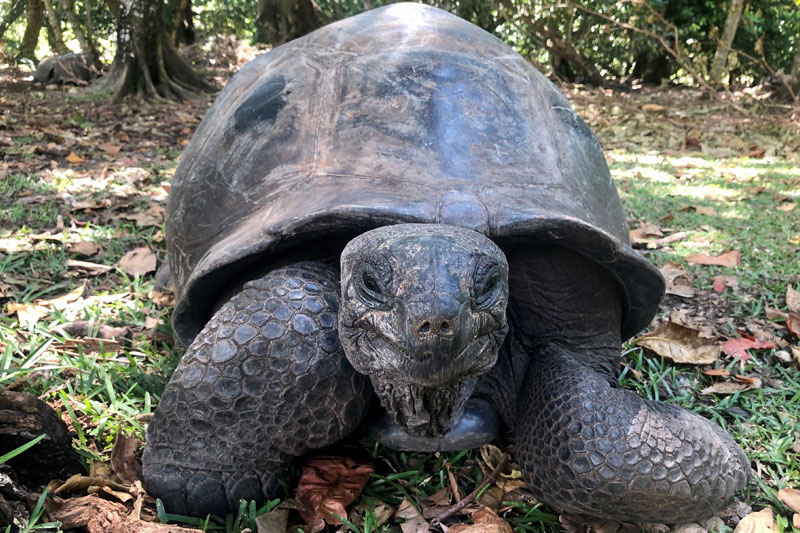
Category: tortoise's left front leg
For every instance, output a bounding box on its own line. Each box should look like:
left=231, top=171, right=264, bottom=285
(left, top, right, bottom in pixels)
left=514, top=347, right=750, bottom=522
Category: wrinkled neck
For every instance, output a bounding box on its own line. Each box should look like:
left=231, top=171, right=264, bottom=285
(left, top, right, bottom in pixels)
left=506, top=245, right=622, bottom=380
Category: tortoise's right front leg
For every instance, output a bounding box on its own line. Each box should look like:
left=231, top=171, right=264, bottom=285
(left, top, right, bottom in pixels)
left=142, top=262, right=371, bottom=517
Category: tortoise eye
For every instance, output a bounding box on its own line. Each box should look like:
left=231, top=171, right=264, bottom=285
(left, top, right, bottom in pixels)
left=358, top=268, right=389, bottom=307
left=472, top=258, right=502, bottom=309
left=474, top=270, right=501, bottom=308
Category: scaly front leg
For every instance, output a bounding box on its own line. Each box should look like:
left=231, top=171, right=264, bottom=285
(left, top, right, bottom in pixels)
left=515, top=346, right=750, bottom=522
left=143, top=262, right=371, bottom=517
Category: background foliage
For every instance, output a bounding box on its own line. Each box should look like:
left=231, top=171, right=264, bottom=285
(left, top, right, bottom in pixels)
left=1, top=0, right=799, bottom=93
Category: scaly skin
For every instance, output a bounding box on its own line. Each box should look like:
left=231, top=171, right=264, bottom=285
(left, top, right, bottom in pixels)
left=142, top=263, right=370, bottom=516
left=516, top=347, right=750, bottom=522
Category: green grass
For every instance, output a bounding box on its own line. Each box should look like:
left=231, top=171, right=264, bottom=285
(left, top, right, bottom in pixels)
left=0, top=174, right=60, bottom=228
left=611, top=153, right=800, bottom=308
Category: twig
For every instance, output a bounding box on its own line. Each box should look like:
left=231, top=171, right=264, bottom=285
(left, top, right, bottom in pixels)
left=653, top=231, right=690, bottom=247
left=434, top=452, right=510, bottom=522
left=571, top=0, right=753, bottom=115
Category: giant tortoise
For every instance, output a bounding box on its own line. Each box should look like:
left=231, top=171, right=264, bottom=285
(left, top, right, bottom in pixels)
left=142, top=3, right=750, bottom=522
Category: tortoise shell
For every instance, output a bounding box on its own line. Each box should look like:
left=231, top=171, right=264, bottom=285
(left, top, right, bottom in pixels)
left=166, top=3, right=664, bottom=345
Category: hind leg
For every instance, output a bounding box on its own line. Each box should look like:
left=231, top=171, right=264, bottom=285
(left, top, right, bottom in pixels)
left=142, top=262, right=371, bottom=517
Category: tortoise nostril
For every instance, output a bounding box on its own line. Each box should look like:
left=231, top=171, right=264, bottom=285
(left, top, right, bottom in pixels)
left=416, top=318, right=455, bottom=337
left=439, top=320, right=453, bottom=336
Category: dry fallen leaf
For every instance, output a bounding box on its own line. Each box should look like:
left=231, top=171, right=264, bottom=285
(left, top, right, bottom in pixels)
left=110, top=434, right=141, bottom=484
left=118, top=247, right=157, bottom=277
left=734, top=507, right=776, bottom=533
left=35, top=282, right=86, bottom=310
left=703, top=368, right=731, bottom=377
left=629, top=222, right=663, bottom=245
left=53, top=473, right=129, bottom=495
left=89, top=484, right=133, bottom=503
left=788, top=313, right=800, bottom=338
left=99, top=143, right=122, bottom=155
left=397, top=498, right=429, bottom=533
left=635, top=321, right=720, bottom=365
left=722, top=338, right=777, bottom=361
left=70, top=241, right=100, bottom=257
left=450, top=506, right=513, bottom=533
left=712, top=275, right=738, bottom=293
left=295, top=456, right=374, bottom=530
left=7, top=283, right=86, bottom=327
left=778, top=202, right=797, bottom=212
left=660, top=263, right=694, bottom=298
left=66, top=151, right=84, bottom=164
left=421, top=486, right=452, bottom=519
left=641, top=103, right=665, bottom=112
left=118, top=204, right=165, bottom=228
left=788, top=285, right=800, bottom=313
left=778, top=488, right=800, bottom=513
left=350, top=498, right=394, bottom=529
left=6, top=301, right=48, bottom=328
left=700, top=380, right=760, bottom=395
left=679, top=205, right=716, bottom=216
left=255, top=508, right=289, bottom=533
left=686, top=250, right=740, bottom=267
left=765, top=308, right=787, bottom=321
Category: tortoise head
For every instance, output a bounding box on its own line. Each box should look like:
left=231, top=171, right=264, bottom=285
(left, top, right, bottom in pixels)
left=339, top=223, right=509, bottom=437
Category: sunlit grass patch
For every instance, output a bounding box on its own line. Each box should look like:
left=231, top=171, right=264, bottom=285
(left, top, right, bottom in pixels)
left=610, top=152, right=799, bottom=310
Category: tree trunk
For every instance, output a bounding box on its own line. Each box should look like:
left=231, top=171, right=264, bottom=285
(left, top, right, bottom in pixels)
left=42, top=0, right=68, bottom=54
left=90, top=0, right=209, bottom=100
left=255, top=0, right=320, bottom=46
left=19, top=0, right=44, bottom=61
left=709, top=0, right=745, bottom=87
left=790, top=39, right=800, bottom=93
left=106, top=0, right=120, bottom=17
left=545, top=28, right=605, bottom=85
left=84, top=0, right=96, bottom=55
left=170, top=0, right=194, bottom=47
left=56, top=0, right=98, bottom=64
left=0, top=0, right=26, bottom=43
